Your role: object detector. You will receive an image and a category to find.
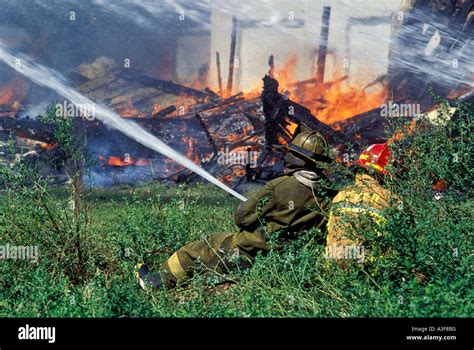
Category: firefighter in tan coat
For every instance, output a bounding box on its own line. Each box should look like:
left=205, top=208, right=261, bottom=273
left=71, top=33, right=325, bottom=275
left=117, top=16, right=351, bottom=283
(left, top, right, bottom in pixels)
left=135, top=131, right=337, bottom=289
left=326, top=143, right=398, bottom=263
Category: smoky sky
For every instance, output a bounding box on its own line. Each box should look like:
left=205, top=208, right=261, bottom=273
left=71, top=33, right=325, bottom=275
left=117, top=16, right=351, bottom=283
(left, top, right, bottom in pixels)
left=0, top=0, right=209, bottom=76
left=0, top=0, right=472, bottom=103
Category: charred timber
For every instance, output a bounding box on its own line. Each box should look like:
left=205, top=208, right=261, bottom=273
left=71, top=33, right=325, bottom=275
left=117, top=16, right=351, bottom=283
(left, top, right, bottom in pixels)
left=0, top=117, right=56, bottom=144
left=151, top=105, right=176, bottom=118
left=195, top=113, right=219, bottom=156
left=227, top=16, right=238, bottom=97
left=315, top=6, right=331, bottom=84
left=122, top=70, right=212, bottom=100
left=216, top=51, right=223, bottom=96
left=170, top=93, right=246, bottom=120
left=261, top=75, right=350, bottom=146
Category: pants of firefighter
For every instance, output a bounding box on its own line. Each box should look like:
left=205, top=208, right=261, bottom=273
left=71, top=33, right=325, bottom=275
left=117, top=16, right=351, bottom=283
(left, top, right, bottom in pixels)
left=161, top=231, right=268, bottom=287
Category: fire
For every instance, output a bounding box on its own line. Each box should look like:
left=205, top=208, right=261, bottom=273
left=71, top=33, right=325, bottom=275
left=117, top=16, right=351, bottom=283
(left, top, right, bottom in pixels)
left=0, top=77, right=27, bottom=110
left=120, top=97, right=145, bottom=118
left=220, top=167, right=247, bottom=185
left=280, top=119, right=298, bottom=143
left=101, top=155, right=150, bottom=167
left=223, top=124, right=254, bottom=143
left=152, top=103, right=162, bottom=116
left=276, top=54, right=298, bottom=91
left=39, top=142, right=57, bottom=150
left=0, top=85, right=15, bottom=105
left=243, top=53, right=388, bottom=125
left=181, top=136, right=200, bottom=164
left=298, top=83, right=387, bottom=124
left=180, top=73, right=207, bottom=92
left=277, top=134, right=288, bottom=145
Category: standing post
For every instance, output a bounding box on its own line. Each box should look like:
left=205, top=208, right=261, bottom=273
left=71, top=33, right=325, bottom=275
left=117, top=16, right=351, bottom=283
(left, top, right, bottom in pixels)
left=216, top=51, right=223, bottom=96
left=227, top=16, right=238, bottom=97
left=315, top=6, right=331, bottom=84
left=268, top=54, right=275, bottom=78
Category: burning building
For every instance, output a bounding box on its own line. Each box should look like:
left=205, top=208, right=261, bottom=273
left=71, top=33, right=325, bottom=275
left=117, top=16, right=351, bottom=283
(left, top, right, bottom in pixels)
left=0, top=0, right=472, bottom=188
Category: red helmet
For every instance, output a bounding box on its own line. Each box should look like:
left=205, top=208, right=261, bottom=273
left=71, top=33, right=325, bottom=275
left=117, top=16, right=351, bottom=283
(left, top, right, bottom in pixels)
left=355, top=143, right=391, bottom=175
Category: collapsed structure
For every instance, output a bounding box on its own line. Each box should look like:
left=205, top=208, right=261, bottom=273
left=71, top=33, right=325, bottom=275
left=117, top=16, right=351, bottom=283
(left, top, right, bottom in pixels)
left=0, top=1, right=472, bottom=187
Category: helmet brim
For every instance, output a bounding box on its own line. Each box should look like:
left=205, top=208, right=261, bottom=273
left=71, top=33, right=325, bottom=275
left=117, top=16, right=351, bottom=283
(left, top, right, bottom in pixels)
left=355, top=158, right=388, bottom=175
left=284, top=143, right=333, bottom=165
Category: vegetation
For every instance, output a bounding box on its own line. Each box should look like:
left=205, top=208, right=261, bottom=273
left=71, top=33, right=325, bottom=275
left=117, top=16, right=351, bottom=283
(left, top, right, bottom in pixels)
left=0, top=100, right=472, bottom=317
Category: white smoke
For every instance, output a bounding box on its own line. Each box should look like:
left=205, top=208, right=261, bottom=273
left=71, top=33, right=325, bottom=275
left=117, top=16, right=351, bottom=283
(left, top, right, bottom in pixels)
left=23, top=0, right=472, bottom=91
left=91, top=0, right=472, bottom=89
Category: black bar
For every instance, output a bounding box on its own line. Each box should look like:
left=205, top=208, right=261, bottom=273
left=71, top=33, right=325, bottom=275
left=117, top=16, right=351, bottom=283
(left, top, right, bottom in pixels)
left=0, top=318, right=470, bottom=349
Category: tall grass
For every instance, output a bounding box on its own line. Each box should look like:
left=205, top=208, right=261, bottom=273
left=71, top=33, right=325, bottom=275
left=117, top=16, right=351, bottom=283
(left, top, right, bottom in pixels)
left=0, top=100, right=471, bottom=317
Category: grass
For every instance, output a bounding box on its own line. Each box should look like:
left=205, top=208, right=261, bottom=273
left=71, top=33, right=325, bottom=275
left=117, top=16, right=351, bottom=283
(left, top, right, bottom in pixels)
left=0, top=98, right=472, bottom=317
left=0, top=182, right=471, bottom=317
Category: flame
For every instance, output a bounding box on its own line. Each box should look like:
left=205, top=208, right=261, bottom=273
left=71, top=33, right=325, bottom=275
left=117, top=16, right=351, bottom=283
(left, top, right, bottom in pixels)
left=102, top=155, right=150, bottom=167
left=220, top=167, right=247, bottom=185
left=180, top=73, right=208, bottom=92
left=243, top=53, right=387, bottom=125
left=0, top=85, right=15, bottom=105
left=300, top=83, right=387, bottom=124
left=277, top=54, right=298, bottom=91
left=152, top=103, right=162, bottom=116
left=277, top=134, right=288, bottom=145
left=0, top=76, right=27, bottom=109
left=181, top=136, right=200, bottom=164
left=39, top=142, right=57, bottom=150
left=281, top=119, right=298, bottom=142
left=120, top=97, right=145, bottom=118
left=223, top=124, right=254, bottom=143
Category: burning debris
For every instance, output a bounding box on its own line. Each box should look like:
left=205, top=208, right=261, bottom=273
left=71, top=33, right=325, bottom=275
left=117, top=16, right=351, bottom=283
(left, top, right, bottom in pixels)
left=0, top=1, right=472, bottom=189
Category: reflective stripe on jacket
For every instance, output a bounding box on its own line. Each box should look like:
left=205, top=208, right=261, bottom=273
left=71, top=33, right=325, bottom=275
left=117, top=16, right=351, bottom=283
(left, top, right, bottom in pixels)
left=326, top=174, right=396, bottom=249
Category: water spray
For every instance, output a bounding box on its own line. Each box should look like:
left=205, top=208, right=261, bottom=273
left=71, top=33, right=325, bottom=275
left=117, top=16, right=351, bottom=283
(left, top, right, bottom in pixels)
left=0, top=43, right=247, bottom=202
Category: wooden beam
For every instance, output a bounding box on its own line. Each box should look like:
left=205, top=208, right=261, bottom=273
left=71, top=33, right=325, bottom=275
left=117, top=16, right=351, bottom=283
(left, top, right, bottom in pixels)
left=122, top=70, right=211, bottom=99
left=315, top=6, right=331, bottom=84
left=216, top=51, right=223, bottom=96
left=268, top=54, right=275, bottom=78
left=227, top=16, right=238, bottom=97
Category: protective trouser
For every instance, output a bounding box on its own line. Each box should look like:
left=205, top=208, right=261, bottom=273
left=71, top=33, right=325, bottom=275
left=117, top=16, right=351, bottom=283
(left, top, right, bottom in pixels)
left=160, top=230, right=269, bottom=287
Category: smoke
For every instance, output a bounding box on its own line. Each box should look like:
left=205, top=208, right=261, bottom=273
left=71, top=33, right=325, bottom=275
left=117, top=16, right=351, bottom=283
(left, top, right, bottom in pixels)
left=389, top=5, right=473, bottom=89
left=91, top=0, right=472, bottom=90
left=8, top=0, right=471, bottom=96
left=0, top=42, right=247, bottom=202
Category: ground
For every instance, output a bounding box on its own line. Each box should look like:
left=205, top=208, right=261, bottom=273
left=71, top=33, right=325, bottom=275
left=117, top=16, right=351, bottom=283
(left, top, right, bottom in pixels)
left=0, top=182, right=471, bottom=317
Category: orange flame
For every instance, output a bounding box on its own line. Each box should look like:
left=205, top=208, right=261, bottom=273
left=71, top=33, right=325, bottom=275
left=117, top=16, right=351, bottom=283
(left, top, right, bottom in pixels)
left=39, top=142, right=57, bottom=150
left=243, top=53, right=387, bottom=125
left=152, top=103, right=162, bottom=116
left=103, top=155, right=150, bottom=167
left=0, top=85, right=15, bottom=105
left=220, top=167, right=247, bottom=185
left=223, top=124, right=254, bottom=143
left=0, top=77, right=27, bottom=109
left=181, top=136, right=201, bottom=164
left=120, top=97, right=145, bottom=118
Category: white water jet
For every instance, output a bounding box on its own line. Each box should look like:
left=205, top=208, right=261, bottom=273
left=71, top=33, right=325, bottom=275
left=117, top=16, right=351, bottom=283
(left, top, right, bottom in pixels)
left=0, top=43, right=247, bottom=202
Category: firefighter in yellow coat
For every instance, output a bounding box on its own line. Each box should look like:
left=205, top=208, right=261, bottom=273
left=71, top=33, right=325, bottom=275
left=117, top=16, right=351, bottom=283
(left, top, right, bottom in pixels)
left=326, top=143, right=398, bottom=264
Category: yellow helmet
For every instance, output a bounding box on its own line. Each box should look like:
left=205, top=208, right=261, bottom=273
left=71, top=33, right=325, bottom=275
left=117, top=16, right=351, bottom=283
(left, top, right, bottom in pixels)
left=286, top=131, right=332, bottom=164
